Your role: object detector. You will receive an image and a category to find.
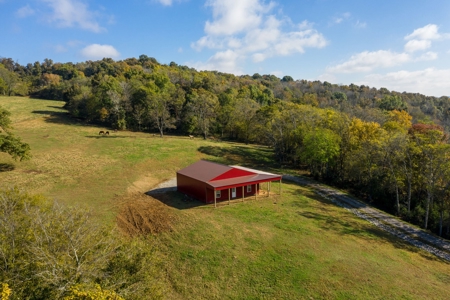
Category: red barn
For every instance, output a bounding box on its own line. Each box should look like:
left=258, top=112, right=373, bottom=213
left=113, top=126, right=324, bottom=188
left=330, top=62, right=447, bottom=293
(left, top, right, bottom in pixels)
left=177, top=160, right=282, bottom=206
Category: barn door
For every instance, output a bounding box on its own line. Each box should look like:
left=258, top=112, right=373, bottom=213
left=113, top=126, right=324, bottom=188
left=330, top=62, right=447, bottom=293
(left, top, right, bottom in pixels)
left=231, top=187, right=236, bottom=198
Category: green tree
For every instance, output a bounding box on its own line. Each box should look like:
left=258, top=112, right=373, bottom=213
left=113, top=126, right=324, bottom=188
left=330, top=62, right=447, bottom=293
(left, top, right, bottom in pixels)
left=379, top=95, right=407, bottom=111
left=216, top=89, right=237, bottom=137
left=381, top=110, right=413, bottom=215
left=332, top=91, right=347, bottom=103
left=301, top=128, right=341, bottom=178
left=347, top=118, right=385, bottom=193
left=187, top=89, right=219, bottom=139
left=281, top=75, right=294, bottom=82
left=148, top=93, right=176, bottom=137
left=233, top=97, right=260, bottom=144
left=146, top=73, right=178, bottom=137
left=409, top=124, right=450, bottom=229
left=0, top=106, right=31, bottom=161
left=0, top=64, right=19, bottom=96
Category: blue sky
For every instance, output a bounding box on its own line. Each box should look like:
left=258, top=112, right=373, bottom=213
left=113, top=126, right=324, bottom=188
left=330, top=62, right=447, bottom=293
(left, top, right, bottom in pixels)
left=2, top=0, right=450, bottom=96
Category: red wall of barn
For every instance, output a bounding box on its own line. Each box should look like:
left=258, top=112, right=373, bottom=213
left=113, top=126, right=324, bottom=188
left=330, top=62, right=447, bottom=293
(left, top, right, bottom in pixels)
left=177, top=173, right=207, bottom=202
left=213, top=184, right=258, bottom=202
left=177, top=174, right=279, bottom=203
left=214, top=178, right=281, bottom=192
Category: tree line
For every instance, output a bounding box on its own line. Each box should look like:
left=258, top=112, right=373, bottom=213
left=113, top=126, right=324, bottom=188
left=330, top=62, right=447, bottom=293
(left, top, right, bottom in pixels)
left=1, top=55, right=450, bottom=237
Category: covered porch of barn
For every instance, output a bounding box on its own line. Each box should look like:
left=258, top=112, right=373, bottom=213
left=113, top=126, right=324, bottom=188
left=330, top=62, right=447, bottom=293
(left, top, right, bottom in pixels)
left=206, top=170, right=282, bottom=207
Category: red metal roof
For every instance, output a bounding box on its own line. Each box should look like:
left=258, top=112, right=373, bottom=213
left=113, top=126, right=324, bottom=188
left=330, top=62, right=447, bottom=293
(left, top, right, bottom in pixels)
left=177, top=160, right=232, bottom=182
left=208, top=174, right=281, bottom=190
left=177, top=160, right=281, bottom=190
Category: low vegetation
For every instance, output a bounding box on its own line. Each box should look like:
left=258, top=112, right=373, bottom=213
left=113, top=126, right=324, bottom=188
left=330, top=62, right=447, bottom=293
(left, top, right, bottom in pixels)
left=0, top=187, right=165, bottom=300
left=0, top=96, right=449, bottom=299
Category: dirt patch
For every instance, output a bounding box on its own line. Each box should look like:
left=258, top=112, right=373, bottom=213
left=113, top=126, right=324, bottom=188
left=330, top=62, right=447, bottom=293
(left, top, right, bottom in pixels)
left=127, top=174, right=160, bottom=194
left=116, top=193, right=178, bottom=237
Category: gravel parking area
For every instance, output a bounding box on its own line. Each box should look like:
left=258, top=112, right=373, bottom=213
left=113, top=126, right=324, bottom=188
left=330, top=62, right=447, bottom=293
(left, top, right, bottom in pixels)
left=148, top=178, right=177, bottom=194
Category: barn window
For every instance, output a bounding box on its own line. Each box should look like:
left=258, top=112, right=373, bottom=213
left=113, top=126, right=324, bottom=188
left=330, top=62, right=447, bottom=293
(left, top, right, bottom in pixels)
left=247, top=185, right=252, bottom=192
left=216, top=190, right=221, bottom=198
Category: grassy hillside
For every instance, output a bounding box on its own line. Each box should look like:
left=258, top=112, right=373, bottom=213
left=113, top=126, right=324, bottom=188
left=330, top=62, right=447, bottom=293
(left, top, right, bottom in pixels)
left=0, top=96, right=237, bottom=221
left=1, top=96, right=449, bottom=299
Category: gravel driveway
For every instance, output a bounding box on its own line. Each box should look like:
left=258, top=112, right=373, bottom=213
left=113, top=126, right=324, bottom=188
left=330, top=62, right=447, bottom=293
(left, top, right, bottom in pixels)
left=283, top=175, right=450, bottom=262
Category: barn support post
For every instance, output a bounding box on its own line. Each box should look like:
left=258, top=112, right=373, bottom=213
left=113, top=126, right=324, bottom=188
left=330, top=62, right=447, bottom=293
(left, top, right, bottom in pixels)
left=268, top=181, right=270, bottom=198
left=205, top=186, right=207, bottom=203
left=214, top=189, right=217, bottom=208
left=242, top=186, right=244, bottom=202
left=228, top=188, right=231, bottom=205
left=255, top=184, right=257, bottom=201
left=279, top=178, right=282, bottom=199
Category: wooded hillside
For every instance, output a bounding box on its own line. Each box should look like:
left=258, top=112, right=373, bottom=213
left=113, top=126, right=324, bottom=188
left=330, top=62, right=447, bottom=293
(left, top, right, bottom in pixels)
left=1, top=55, right=450, bottom=238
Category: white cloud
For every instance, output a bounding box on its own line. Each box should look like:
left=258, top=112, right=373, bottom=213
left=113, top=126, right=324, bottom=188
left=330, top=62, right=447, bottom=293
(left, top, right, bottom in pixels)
left=188, top=50, right=243, bottom=74
left=415, top=51, right=438, bottom=61
left=191, top=0, right=327, bottom=73
left=360, top=68, right=450, bottom=97
left=156, top=0, right=173, bottom=5
left=332, top=12, right=350, bottom=24
left=273, top=29, right=327, bottom=56
left=16, top=5, right=35, bottom=18
left=153, top=0, right=185, bottom=6
left=242, top=15, right=281, bottom=53
left=55, top=44, right=68, bottom=53
left=354, top=20, right=366, bottom=29
left=252, top=53, right=265, bottom=63
left=327, top=50, right=411, bottom=73
left=41, top=0, right=104, bottom=33
left=320, top=23, right=450, bottom=96
left=297, top=20, right=313, bottom=30
left=80, top=44, right=120, bottom=60
left=191, top=36, right=224, bottom=51
left=405, top=24, right=441, bottom=41
left=67, top=40, right=83, bottom=47
left=403, top=24, right=450, bottom=55
left=404, top=39, right=431, bottom=52
left=204, top=0, right=272, bottom=36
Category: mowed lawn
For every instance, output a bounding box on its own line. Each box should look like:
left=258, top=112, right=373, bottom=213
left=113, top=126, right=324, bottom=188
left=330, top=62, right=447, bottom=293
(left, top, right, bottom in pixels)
left=159, top=184, right=450, bottom=299
left=1, top=96, right=450, bottom=299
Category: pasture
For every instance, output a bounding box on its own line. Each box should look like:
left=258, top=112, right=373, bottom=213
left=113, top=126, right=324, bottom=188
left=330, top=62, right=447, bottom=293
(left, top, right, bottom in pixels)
left=1, top=96, right=449, bottom=299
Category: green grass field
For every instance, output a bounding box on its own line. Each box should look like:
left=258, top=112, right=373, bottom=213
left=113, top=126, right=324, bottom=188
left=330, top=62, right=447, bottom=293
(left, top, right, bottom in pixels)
left=1, top=96, right=450, bottom=299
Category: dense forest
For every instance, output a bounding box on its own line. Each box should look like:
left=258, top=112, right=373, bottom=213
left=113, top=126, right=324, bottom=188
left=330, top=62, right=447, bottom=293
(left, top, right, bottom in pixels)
left=1, top=55, right=450, bottom=239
